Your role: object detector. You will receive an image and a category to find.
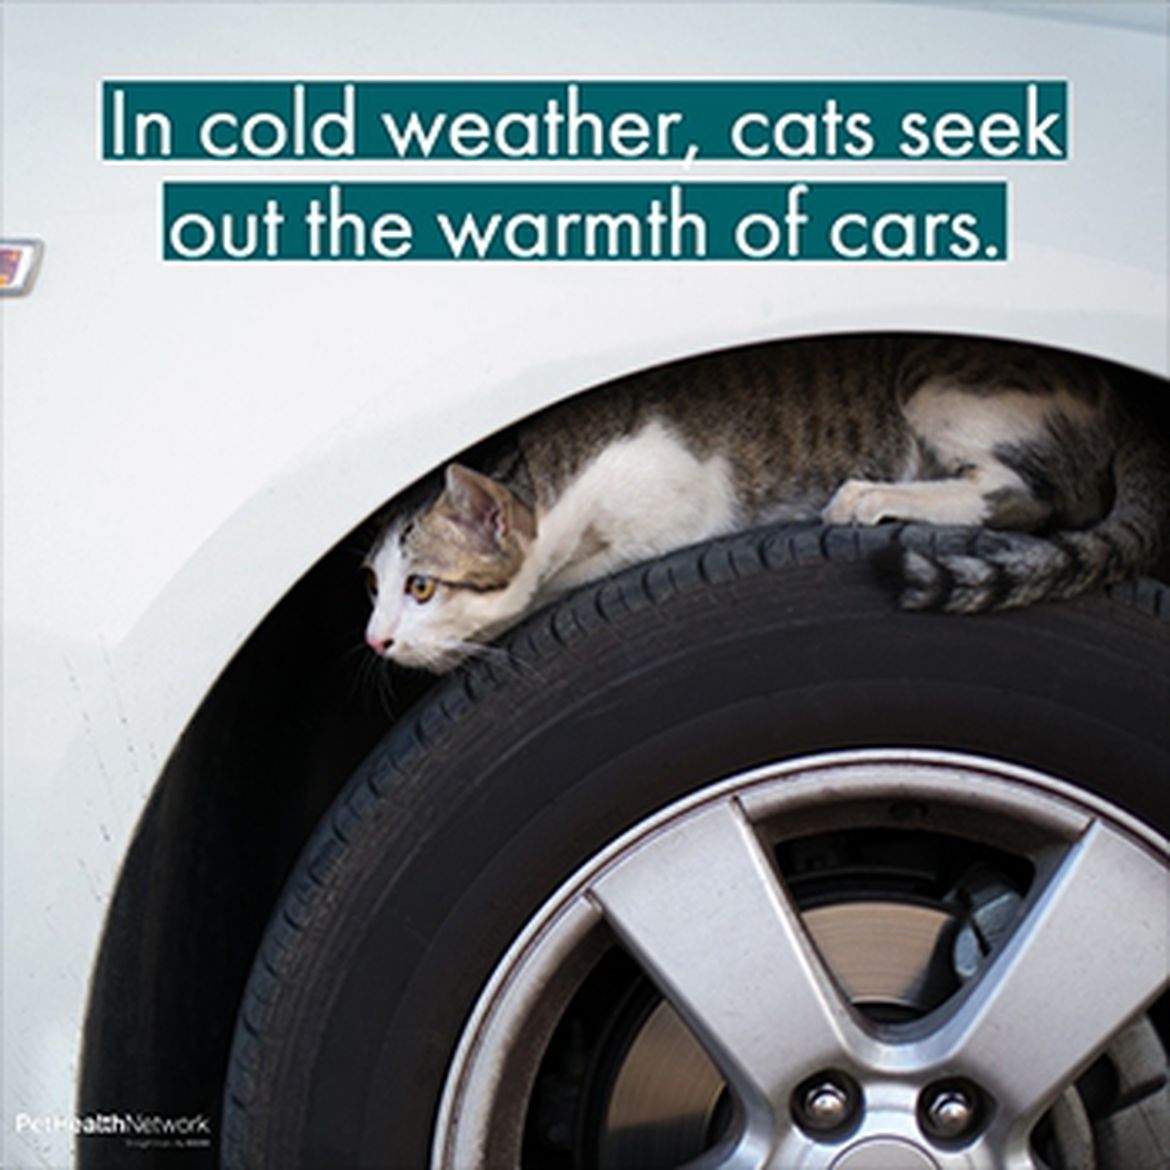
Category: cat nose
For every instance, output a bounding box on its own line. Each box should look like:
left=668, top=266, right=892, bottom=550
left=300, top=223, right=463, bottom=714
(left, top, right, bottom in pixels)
left=366, top=632, right=394, bottom=655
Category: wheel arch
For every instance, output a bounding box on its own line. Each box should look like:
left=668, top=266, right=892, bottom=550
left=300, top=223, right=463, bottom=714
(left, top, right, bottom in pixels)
left=76, top=325, right=1169, bottom=1166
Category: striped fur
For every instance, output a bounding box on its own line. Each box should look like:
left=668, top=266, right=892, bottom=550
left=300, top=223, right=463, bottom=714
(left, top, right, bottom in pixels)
left=899, top=428, right=1168, bottom=612
left=365, top=335, right=1166, bottom=670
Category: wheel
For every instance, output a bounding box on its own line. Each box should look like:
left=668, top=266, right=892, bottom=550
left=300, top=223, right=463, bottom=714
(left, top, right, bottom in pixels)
left=222, top=522, right=1170, bottom=1170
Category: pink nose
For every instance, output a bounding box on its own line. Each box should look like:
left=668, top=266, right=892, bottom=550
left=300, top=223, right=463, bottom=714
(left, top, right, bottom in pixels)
left=366, top=632, right=394, bottom=654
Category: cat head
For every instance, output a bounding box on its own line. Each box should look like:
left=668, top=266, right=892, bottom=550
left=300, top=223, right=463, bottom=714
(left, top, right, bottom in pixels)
left=364, top=464, right=537, bottom=671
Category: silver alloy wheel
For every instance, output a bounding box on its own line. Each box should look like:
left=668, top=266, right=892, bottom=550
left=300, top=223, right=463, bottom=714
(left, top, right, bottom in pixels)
left=432, top=750, right=1170, bottom=1169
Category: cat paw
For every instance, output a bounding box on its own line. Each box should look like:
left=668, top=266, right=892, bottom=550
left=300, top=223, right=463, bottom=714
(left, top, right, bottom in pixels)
left=822, top=480, right=898, bottom=526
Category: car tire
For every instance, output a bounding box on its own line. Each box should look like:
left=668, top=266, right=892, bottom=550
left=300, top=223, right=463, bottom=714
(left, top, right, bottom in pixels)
left=221, top=521, right=1170, bottom=1170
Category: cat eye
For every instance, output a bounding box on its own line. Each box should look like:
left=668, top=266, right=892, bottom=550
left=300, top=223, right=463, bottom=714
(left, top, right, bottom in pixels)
left=364, top=567, right=378, bottom=600
left=406, top=574, right=438, bottom=603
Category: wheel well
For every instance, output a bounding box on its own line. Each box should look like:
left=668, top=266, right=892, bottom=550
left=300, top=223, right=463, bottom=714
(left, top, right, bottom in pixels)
left=77, top=514, right=443, bottom=1166
left=76, top=335, right=1170, bottom=1168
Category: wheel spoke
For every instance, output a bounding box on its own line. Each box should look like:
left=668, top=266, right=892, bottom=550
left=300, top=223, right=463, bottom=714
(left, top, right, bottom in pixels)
left=921, top=820, right=1170, bottom=1120
left=589, top=799, right=871, bottom=1125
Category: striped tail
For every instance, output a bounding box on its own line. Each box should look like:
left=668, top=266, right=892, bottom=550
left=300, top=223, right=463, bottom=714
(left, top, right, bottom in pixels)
left=898, top=435, right=1168, bottom=614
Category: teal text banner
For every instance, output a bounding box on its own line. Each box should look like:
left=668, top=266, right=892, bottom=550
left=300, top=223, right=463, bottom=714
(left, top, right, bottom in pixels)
left=162, top=181, right=1008, bottom=262
left=108, top=80, right=1067, bottom=161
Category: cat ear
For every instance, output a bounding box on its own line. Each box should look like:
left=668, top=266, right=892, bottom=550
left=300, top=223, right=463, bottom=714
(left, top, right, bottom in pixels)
left=443, top=464, right=535, bottom=546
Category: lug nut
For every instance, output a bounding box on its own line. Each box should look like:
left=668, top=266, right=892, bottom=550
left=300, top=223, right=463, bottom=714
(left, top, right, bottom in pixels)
left=920, top=1082, right=981, bottom=1142
left=805, top=1082, right=849, bottom=1127
left=793, top=1072, right=859, bottom=1135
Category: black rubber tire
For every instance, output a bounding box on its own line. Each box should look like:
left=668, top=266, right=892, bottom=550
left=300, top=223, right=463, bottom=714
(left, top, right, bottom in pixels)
left=221, top=522, right=1170, bottom=1170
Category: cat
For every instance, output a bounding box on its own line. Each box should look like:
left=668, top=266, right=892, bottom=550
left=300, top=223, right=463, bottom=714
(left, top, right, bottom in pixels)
left=363, top=335, right=1167, bottom=672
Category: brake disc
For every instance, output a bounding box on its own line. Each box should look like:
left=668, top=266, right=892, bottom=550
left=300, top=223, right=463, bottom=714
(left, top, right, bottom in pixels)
left=598, top=899, right=953, bottom=1167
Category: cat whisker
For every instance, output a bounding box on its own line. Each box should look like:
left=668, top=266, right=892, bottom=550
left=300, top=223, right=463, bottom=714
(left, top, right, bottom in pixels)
left=353, top=642, right=398, bottom=717
left=347, top=644, right=371, bottom=692
left=342, top=640, right=373, bottom=667
left=441, top=638, right=525, bottom=675
left=450, top=638, right=508, bottom=660
left=374, top=669, right=398, bottom=719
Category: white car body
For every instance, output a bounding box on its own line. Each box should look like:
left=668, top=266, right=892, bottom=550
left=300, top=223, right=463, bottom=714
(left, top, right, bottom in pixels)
left=1, top=2, right=1166, bottom=1166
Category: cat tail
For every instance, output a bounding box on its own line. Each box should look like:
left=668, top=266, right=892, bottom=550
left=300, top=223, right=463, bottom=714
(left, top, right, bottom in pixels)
left=896, top=433, right=1169, bottom=614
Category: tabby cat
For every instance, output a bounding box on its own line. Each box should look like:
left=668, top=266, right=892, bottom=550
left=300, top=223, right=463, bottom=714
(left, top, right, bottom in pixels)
left=364, top=335, right=1166, bottom=672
